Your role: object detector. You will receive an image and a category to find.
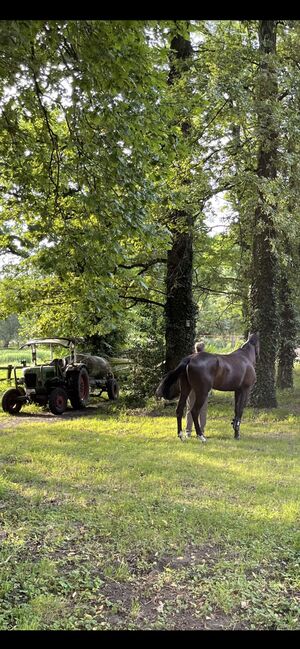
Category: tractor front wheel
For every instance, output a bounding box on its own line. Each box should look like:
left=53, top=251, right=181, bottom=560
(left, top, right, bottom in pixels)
left=49, top=387, right=68, bottom=415
left=2, top=388, right=25, bottom=415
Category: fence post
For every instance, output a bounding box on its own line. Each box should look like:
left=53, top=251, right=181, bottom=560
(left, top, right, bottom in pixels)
left=7, top=364, right=13, bottom=380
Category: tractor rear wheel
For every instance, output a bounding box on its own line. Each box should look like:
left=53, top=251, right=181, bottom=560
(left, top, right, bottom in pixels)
left=107, top=378, right=119, bottom=401
left=49, top=387, right=68, bottom=415
left=2, top=388, right=25, bottom=414
left=68, top=367, right=90, bottom=410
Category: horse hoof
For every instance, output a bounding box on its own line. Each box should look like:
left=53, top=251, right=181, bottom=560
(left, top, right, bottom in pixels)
left=234, top=434, right=240, bottom=440
left=197, top=435, right=207, bottom=443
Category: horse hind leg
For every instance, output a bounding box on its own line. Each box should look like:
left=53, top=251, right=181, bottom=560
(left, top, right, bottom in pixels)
left=191, top=391, right=209, bottom=443
left=176, top=376, right=190, bottom=441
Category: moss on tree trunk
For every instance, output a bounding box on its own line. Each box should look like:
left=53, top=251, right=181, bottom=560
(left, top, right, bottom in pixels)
left=250, top=234, right=278, bottom=407
left=250, top=20, right=279, bottom=408
left=276, top=272, right=296, bottom=389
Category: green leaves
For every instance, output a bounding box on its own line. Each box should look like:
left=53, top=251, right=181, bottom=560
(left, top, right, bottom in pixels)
left=0, top=20, right=173, bottom=335
left=1, top=19, right=300, bottom=348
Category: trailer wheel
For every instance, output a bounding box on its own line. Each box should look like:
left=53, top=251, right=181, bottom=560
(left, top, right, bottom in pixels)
left=107, top=378, right=119, bottom=401
left=49, top=387, right=68, bottom=415
left=68, top=367, right=90, bottom=409
left=2, top=388, right=24, bottom=414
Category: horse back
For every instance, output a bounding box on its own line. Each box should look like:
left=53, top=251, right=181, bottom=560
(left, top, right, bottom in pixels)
left=188, top=351, right=256, bottom=392
left=214, top=352, right=256, bottom=390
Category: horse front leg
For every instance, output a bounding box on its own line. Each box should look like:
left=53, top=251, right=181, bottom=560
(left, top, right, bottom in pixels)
left=232, top=388, right=250, bottom=440
left=232, top=389, right=242, bottom=439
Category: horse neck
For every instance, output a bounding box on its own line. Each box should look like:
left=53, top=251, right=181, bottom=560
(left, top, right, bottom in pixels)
left=241, top=342, right=256, bottom=364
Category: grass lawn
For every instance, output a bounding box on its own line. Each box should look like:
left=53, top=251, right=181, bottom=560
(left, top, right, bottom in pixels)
left=0, top=369, right=299, bottom=630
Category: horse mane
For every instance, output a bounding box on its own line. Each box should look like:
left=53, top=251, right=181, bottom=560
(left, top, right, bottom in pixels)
left=241, top=332, right=259, bottom=347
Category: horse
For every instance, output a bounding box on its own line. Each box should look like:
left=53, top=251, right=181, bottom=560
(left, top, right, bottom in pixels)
left=156, top=333, right=259, bottom=441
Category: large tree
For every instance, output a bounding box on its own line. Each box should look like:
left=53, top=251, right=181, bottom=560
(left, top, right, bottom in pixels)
left=164, top=22, right=197, bottom=371
left=274, top=23, right=300, bottom=387
left=249, top=20, right=279, bottom=407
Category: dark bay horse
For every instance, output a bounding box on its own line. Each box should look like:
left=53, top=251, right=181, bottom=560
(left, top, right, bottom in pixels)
left=156, top=333, right=259, bottom=441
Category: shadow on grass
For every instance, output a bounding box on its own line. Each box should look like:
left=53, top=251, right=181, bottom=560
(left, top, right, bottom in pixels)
left=3, top=401, right=116, bottom=421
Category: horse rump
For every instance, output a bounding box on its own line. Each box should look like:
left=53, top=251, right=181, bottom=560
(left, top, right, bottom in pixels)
left=155, top=358, right=190, bottom=400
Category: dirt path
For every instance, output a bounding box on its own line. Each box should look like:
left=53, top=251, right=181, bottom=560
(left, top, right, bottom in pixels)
left=0, top=403, right=107, bottom=428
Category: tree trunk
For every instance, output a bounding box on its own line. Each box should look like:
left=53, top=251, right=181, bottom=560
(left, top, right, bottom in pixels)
left=165, top=211, right=197, bottom=370
left=249, top=20, right=279, bottom=408
left=165, top=25, right=197, bottom=371
left=276, top=271, right=296, bottom=389
left=276, top=132, right=298, bottom=389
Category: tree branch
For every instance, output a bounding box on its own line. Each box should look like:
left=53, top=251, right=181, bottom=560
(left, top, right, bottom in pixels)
left=194, top=283, right=241, bottom=297
left=29, top=44, right=60, bottom=207
left=119, top=294, right=165, bottom=308
left=197, top=98, right=230, bottom=140
left=117, top=258, right=167, bottom=274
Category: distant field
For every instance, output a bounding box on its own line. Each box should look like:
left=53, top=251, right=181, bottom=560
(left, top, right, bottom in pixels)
left=0, top=347, right=61, bottom=386
left=0, top=347, right=54, bottom=366
left=0, top=348, right=131, bottom=385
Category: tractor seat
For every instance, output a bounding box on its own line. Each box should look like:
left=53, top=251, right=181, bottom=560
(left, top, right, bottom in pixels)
left=49, top=358, right=66, bottom=369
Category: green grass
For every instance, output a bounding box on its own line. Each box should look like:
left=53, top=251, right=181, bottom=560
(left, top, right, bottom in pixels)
left=0, top=370, right=299, bottom=630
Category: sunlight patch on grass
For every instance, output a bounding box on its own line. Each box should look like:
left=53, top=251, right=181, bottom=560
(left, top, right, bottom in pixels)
left=0, top=373, right=299, bottom=629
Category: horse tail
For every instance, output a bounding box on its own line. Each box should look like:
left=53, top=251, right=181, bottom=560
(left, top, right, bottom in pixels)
left=156, top=357, right=191, bottom=400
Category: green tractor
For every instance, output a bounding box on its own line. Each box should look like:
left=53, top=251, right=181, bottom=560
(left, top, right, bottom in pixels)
left=2, top=337, right=119, bottom=416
